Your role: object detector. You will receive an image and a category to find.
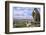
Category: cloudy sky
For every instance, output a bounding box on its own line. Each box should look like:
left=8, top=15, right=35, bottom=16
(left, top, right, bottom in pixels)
left=13, top=7, right=40, bottom=19
left=13, top=7, right=33, bottom=16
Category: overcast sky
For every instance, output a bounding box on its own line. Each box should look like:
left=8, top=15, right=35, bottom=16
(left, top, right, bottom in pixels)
left=13, top=7, right=40, bottom=19
left=13, top=7, right=33, bottom=16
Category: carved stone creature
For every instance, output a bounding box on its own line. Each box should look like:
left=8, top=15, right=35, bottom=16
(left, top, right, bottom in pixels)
left=32, top=8, right=40, bottom=22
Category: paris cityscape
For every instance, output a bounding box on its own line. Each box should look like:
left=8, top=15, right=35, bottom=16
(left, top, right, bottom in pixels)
left=13, top=7, right=40, bottom=28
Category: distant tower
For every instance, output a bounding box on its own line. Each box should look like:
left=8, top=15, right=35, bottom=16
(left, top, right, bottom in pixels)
left=32, top=8, right=40, bottom=22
